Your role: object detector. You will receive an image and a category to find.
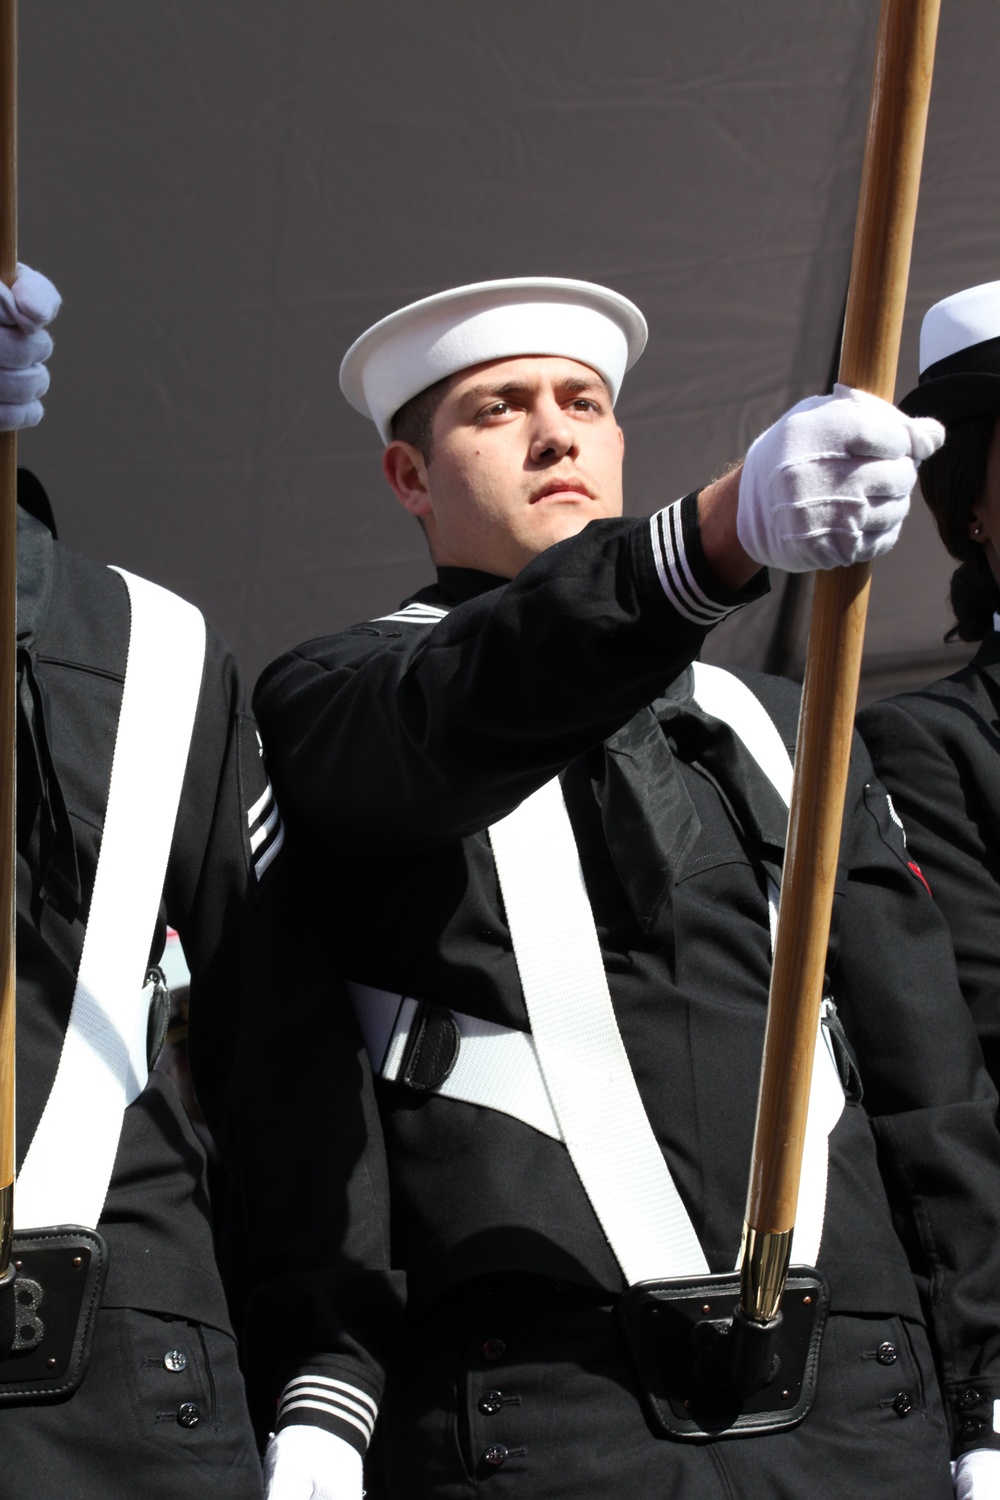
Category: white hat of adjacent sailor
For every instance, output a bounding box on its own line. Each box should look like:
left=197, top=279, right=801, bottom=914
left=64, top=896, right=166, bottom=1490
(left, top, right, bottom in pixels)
left=339, top=277, right=648, bottom=444
left=900, top=279, right=1000, bottom=425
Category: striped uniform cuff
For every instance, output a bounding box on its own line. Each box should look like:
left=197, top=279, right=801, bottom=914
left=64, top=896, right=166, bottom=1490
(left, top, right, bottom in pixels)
left=276, top=1374, right=379, bottom=1455
left=648, top=493, right=744, bottom=627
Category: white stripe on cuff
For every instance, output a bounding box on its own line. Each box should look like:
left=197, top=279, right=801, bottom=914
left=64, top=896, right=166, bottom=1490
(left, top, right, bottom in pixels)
left=649, top=503, right=736, bottom=625
left=278, top=1398, right=373, bottom=1445
left=277, top=1375, right=377, bottom=1446
left=280, top=1379, right=377, bottom=1424
left=280, top=1375, right=377, bottom=1427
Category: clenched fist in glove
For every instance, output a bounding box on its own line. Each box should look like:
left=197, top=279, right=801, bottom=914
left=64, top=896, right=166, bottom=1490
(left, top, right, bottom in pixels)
left=264, top=1425, right=364, bottom=1500
left=736, top=383, right=944, bottom=573
left=0, top=262, right=61, bottom=431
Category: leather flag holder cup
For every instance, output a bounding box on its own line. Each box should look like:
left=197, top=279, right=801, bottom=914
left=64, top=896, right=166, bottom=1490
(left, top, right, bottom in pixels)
left=0, top=1227, right=107, bottom=1403
left=619, top=1268, right=828, bottom=1441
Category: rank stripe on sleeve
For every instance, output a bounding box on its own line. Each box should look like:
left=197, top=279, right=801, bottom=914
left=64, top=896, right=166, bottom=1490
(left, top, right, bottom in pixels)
left=373, top=602, right=449, bottom=625
left=247, top=779, right=285, bottom=880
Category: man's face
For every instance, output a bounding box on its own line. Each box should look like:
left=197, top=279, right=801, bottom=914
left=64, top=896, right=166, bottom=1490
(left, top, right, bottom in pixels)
left=382, top=355, right=625, bottom=577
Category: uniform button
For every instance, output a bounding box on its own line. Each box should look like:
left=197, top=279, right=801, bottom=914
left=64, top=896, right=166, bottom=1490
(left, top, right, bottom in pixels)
left=892, top=1392, right=913, bottom=1418
left=483, top=1444, right=508, bottom=1468
left=177, top=1402, right=201, bottom=1428
left=958, top=1388, right=983, bottom=1410
left=479, top=1390, right=504, bottom=1416
left=163, top=1349, right=188, bottom=1373
left=482, top=1338, right=506, bottom=1361
left=875, top=1342, right=898, bottom=1366
left=961, top=1416, right=986, bottom=1440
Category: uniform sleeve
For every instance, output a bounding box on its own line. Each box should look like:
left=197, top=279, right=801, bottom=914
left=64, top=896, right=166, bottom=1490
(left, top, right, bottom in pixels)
left=161, top=625, right=264, bottom=1113
left=217, top=863, right=404, bottom=1456
left=254, top=497, right=766, bottom=859
left=829, top=739, right=1000, bottom=1459
left=164, top=626, right=402, bottom=1454
left=858, top=695, right=1000, bottom=1091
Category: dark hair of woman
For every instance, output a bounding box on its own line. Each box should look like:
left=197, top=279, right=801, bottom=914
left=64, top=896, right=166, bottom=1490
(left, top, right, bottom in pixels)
left=917, top=413, right=1000, bottom=642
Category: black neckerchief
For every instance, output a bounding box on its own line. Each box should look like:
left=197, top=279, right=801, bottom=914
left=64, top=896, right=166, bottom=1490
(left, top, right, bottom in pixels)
left=410, top=567, right=789, bottom=941
left=17, top=502, right=82, bottom=921
left=601, top=672, right=789, bottom=940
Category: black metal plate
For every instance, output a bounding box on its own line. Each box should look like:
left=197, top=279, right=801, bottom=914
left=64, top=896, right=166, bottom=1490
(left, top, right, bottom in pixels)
left=619, top=1267, right=829, bottom=1441
left=0, top=1227, right=107, bottom=1403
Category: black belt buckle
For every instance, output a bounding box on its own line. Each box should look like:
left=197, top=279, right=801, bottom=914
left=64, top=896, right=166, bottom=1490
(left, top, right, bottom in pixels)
left=619, top=1267, right=828, bottom=1441
left=0, top=1226, right=107, bottom=1404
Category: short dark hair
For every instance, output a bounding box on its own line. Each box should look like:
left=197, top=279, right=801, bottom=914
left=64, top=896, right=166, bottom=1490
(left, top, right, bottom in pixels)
left=389, top=376, right=450, bottom=463
left=918, top=414, right=1000, bottom=641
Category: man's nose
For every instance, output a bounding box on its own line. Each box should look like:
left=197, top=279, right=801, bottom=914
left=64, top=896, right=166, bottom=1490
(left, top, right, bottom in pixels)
left=529, top=400, right=575, bottom=464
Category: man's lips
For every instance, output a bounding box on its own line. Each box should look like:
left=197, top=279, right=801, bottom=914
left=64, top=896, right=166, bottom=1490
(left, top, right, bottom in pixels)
left=529, top=480, right=594, bottom=504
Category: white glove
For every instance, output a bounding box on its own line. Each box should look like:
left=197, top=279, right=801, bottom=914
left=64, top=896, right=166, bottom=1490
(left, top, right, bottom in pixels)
left=953, top=1448, right=1000, bottom=1499
left=0, top=262, right=61, bottom=431
left=263, top=1425, right=364, bottom=1500
left=736, top=382, right=944, bottom=573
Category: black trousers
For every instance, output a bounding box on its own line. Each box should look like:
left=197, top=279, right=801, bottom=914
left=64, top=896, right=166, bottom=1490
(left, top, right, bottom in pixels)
left=0, top=1306, right=264, bottom=1500
left=372, top=1276, right=953, bottom=1500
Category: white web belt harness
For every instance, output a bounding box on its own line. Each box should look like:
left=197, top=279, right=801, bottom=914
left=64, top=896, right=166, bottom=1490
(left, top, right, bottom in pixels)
left=15, top=569, right=206, bottom=1232
left=348, top=661, right=846, bottom=1285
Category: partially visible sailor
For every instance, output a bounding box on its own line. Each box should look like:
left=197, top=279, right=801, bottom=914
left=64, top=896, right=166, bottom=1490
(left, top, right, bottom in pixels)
left=247, top=277, right=1000, bottom=1499
left=0, top=263, right=276, bottom=1498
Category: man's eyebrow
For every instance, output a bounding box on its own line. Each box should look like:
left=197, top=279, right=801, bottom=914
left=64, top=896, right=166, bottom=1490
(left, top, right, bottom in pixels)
left=457, top=374, right=610, bottom=406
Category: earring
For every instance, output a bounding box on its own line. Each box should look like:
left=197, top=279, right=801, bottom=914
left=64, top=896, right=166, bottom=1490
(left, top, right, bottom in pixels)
left=974, top=524, right=984, bottom=537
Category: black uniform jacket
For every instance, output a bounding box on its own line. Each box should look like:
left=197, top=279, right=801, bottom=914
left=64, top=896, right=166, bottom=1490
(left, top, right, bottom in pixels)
left=253, top=503, right=1000, bottom=1460
left=15, top=499, right=280, bottom=1331
left=859, top=630, right=1000, bottom=1095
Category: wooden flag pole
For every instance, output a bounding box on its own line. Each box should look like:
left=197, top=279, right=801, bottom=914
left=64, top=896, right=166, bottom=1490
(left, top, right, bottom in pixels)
left=739, top=0, right=941, bottom=1325
left=0, top=0, right=15, bottom=1280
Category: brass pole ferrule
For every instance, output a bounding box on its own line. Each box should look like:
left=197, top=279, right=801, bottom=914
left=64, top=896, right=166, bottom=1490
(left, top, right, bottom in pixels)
left=739, top=1223, right=793, bottom=1323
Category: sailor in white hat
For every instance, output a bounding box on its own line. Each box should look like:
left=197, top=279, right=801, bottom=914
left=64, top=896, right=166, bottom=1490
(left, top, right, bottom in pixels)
left=246, top=280, right=1000, bottom=1500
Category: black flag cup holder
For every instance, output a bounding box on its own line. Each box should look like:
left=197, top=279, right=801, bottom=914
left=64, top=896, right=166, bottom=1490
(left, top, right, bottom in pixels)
left=0, top=1227, right=107, bottom=1403
left=619, top=1268, right=829, bottom=1440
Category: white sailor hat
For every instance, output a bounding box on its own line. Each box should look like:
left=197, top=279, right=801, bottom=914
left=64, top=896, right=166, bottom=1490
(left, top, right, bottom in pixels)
left=900, top=280, right=1000, bottom=426
left=339, top=276, right=648, bottom=444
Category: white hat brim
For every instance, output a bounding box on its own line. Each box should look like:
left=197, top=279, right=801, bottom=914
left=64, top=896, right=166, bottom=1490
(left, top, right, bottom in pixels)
left=339, top=276, right=648, bottom=443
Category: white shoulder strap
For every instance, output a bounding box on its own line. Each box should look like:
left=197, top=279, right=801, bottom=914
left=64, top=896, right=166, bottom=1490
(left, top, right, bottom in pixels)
left=15, top=569, right=206, bottom=1231
left=490, top=778, right=711, bottom=1285
left=689, top=663, right=844, bottom=1269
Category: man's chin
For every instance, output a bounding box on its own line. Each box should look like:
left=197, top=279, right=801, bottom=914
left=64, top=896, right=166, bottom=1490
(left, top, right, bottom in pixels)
left=533, top=511, right=596, bottom=548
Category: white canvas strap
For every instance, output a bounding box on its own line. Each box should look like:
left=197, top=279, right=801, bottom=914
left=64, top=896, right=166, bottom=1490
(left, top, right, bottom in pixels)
left=15, top=569, right=205, bottom=1231
left=348, top=983, right=560, bottom=1139
left=490, top=777, right=711, bottom=1284
left=689, top=663, right=844, bottom=1268
left=689, top=661, right=793, bottom=805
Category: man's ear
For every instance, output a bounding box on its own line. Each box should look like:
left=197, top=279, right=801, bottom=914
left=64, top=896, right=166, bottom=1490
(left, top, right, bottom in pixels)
left=382, top=441, right=433, bottom=517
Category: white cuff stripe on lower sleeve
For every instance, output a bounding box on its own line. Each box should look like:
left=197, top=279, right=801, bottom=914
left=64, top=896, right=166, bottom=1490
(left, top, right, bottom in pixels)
left=278, top=1376, right=378, bottom=1442
left=279, top=1384, right=377, bottom=1430
left=649, top=504, right=733, bottom=625
left=279, top=1397, right=374, bottom=1444
left=280, top=1374, right=377, bottom=1422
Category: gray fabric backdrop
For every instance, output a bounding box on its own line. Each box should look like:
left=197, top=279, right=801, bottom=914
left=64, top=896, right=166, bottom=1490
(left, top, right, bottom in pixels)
left=15, top=1, right=1000, bottom=698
